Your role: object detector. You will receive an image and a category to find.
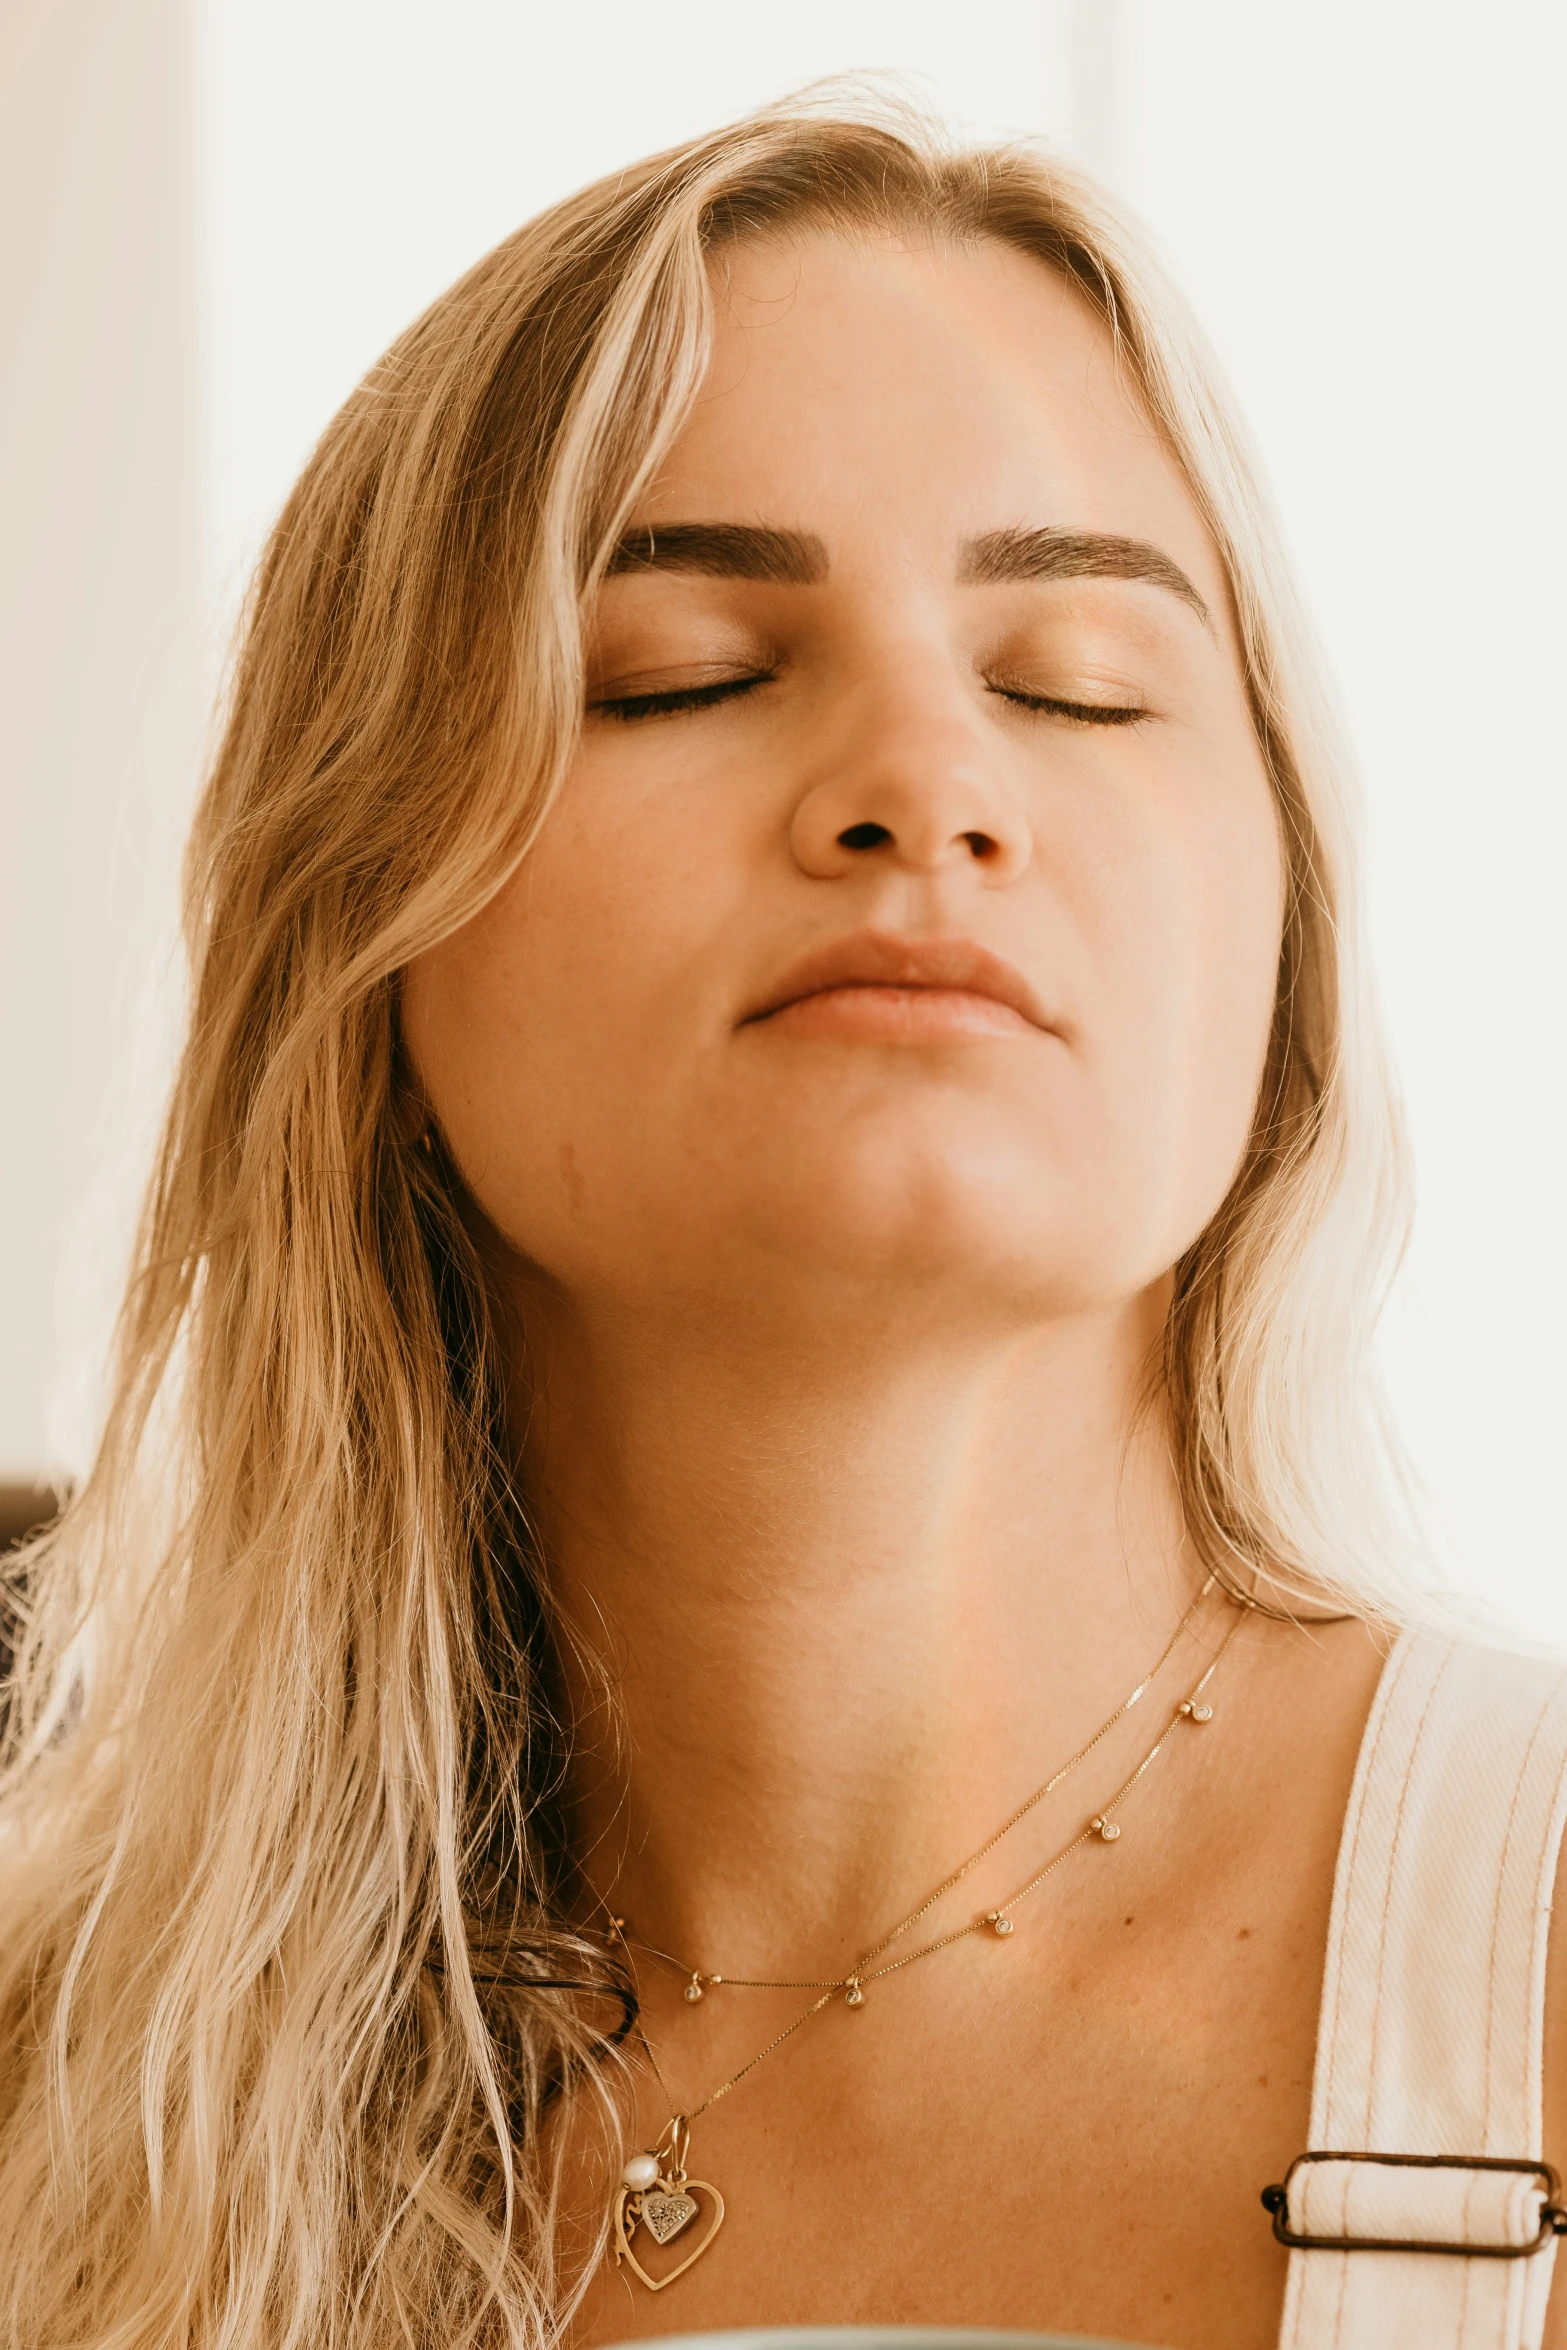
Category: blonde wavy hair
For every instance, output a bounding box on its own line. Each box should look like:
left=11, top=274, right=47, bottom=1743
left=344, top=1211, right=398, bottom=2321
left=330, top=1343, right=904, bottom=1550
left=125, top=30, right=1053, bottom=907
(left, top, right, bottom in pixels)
left=0, top=96, right=1411, bottom=2350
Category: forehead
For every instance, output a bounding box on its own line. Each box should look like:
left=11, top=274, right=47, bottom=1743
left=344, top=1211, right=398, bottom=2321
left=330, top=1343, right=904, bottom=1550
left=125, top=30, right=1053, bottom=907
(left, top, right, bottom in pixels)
left=635, top=228, right=1227, bottom=614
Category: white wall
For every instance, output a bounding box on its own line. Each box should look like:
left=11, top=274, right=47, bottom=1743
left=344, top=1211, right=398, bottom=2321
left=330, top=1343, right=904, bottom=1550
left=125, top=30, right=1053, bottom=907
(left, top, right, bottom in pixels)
left=4, top=3, right=1563, bottom=1635
left=199, top=0, right=1075, bottom=593
left=1108, top=1, right=1567, bottom=1633
left=0, top=0, right=205, bottom=1479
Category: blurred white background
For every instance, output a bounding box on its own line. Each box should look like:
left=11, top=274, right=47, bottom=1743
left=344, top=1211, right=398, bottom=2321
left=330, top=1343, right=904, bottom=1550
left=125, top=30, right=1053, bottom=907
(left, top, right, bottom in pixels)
left=3, top=1, right=1563, bottom=1630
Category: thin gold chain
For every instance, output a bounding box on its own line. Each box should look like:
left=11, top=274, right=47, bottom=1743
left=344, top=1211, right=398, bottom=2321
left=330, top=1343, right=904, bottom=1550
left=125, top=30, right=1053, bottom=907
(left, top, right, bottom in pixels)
left=855, top=1607, right=1242, bottom=1985
left=633, top=1603, right=1247, bottom=2132
left=849, top=1581, right=1230, bottom=1979
left=607, top=1574, right=1219, bottom=1994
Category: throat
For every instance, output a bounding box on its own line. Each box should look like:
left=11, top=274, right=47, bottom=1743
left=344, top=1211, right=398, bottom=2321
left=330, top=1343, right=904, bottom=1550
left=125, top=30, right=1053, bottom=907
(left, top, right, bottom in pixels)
left=536, top=1310, right=1203, bottom=1981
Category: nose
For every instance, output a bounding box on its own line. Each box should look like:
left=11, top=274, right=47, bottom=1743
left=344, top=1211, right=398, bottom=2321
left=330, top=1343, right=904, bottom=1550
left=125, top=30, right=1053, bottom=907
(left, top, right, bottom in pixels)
left=788, top=688, right=1033, bottom=888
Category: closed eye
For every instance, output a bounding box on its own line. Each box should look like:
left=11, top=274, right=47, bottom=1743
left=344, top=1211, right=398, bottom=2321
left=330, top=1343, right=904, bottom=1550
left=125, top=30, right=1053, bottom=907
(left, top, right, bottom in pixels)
left=989, top=684, right=1148, bottom=726
left=589, top=672, right=775, bottom=722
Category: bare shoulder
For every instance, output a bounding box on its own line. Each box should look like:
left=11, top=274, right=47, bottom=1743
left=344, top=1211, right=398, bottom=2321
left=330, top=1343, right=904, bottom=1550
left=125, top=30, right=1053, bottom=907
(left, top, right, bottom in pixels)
left=1232, top=1606, right=1390, bottom=1782
left=1210, top=1605, right=1389, bottom=1948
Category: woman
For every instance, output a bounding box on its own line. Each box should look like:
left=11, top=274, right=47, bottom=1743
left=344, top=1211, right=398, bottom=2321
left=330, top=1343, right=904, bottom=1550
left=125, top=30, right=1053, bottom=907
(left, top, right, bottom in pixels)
left=2, top=98, right=1563, bottom=2350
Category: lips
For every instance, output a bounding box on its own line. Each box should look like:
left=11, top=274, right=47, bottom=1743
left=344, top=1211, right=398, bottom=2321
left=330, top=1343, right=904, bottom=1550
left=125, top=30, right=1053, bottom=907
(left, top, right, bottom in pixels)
left=740, top=930, right=1057, bottom=1035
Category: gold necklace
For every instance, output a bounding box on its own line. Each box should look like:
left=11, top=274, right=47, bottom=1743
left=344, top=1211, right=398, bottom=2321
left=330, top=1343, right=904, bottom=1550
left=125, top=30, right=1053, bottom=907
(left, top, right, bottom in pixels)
left=601, top=1587, right=1247, bottom=2291
left=613, top=1573, right=1220, bottom=2000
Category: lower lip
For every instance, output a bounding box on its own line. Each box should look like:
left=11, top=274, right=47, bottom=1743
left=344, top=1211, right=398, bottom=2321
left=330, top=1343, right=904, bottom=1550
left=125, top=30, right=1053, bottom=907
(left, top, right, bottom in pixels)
left=754, top=985, right=1038, bottom=1040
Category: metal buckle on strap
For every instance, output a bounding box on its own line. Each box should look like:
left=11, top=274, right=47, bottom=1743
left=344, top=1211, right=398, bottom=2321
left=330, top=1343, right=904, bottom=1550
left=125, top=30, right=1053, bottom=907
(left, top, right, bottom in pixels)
left=1261, top=2151, right=1567, bottom=2257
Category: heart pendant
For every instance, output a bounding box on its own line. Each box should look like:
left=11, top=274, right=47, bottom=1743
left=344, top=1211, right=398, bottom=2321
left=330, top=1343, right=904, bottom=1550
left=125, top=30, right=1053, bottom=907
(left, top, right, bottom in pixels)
left=642, top=2189, right=697, bottom=2245
left=614, top=2178, right=726, bottom=2291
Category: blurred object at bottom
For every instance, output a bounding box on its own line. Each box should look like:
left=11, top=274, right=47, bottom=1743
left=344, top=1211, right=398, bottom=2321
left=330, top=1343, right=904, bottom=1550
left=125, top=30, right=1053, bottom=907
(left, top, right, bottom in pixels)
left=601, top=2329, right=1157, bottom=2350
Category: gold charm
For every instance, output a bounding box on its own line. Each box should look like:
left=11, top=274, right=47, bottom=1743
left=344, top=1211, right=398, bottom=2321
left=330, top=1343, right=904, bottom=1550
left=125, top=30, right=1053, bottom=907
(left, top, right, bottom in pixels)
left=642, top=2187, right=699, bottom=2244
left=612, top=2123, right=726, bottom=2291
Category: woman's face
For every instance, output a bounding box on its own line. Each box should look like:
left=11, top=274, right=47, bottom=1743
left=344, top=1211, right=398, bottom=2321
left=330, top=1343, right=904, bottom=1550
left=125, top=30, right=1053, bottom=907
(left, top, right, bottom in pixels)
left=404, top=231, right=1284, bottom=1340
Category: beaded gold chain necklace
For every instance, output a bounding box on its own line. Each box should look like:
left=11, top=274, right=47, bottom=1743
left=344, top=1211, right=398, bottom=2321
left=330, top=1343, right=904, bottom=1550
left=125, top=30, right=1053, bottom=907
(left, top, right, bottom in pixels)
left=593, top=1583, right=1249, bottom=2291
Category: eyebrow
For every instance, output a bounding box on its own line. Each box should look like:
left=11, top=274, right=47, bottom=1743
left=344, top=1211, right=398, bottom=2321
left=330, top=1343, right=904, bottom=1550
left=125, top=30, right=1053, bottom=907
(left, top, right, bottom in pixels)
left=607, top=523, right=829, bottom=585
left=605, top=518, right=1211, bottom=626
left=958, top=527, right=1212, bottom=626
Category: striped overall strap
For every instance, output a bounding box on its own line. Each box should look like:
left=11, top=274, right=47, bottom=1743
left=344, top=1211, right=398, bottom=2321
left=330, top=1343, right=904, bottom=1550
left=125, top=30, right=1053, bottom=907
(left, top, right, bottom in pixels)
left=1279, top=1633, right=1567, bottom=2350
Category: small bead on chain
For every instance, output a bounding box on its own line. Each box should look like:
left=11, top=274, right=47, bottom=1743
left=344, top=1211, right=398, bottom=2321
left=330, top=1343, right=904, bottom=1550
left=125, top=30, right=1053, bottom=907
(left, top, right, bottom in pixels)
left=844, top=1976, right=866, bottom=2007
left=1090, top=1815, right=1121, bottom=1842
left=986, top=1911, right=1015, bottom=1936
left=1178, top=1699, right=1214, bottom=1724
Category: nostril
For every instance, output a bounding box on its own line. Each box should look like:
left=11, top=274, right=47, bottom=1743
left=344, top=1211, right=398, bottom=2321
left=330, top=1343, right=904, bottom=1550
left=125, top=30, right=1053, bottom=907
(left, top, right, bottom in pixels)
left=838, top=821, right=894, bottom=852
left=962, top=830, right=1000, bottom=860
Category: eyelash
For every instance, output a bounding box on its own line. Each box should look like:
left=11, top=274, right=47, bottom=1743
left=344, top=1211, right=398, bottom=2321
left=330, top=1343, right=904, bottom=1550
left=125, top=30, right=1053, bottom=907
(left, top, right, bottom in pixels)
left=593, top=674, right=774, bottom=722
left=991, top=687, right=1147, bottom=727
left=590, top=674, right=1147, bottom=727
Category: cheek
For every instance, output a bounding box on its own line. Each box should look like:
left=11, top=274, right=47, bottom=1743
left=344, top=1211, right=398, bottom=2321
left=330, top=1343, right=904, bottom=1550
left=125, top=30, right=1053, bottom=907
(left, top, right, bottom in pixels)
left=400, top=888, right=568, bottom=1243
left=1090, top=757, right=1283, bottom=1249
left=400, top=777, right=747, bottom=1267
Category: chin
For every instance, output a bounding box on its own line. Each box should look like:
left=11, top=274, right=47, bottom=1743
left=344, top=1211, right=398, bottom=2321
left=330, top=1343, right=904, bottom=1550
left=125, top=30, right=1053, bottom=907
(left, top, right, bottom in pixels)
left=726, top=1134, right=1171, bottom=1330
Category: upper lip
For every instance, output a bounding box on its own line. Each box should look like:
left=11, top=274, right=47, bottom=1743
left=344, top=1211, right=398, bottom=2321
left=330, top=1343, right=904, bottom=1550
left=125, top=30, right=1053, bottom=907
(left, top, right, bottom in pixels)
left=741, top=929, right=1058, bottom=1032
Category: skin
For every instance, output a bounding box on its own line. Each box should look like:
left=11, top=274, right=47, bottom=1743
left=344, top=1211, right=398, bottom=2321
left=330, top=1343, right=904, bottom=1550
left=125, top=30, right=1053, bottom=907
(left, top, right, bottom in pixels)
left=403, top=231, right=1563, bottom=2347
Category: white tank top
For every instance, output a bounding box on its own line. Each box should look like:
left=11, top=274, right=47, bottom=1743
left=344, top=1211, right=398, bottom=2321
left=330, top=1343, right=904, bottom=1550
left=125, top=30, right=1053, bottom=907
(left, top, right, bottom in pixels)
left=1277, top=1630, right=1567, bottom=2350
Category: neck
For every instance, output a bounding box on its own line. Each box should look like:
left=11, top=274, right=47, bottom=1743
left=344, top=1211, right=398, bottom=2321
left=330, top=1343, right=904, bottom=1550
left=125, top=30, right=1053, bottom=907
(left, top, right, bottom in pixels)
left=515, top=1282, right=1199, bottom=1974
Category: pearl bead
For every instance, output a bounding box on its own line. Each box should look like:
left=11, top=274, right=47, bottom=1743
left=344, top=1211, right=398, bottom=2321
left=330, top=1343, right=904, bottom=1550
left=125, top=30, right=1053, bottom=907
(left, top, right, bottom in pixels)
left=621, top=2153, right=660, bottom=2191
